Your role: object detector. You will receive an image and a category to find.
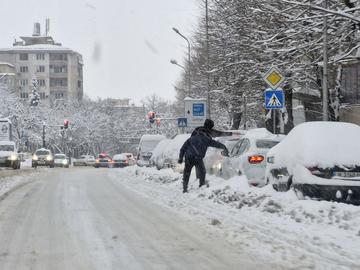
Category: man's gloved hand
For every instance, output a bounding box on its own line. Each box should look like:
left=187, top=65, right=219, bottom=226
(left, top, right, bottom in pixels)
left=221, top=149, right=229, bottom=157
left=178, top=159, right=183, bottom=164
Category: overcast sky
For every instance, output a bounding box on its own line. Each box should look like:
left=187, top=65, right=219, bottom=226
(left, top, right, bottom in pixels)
left=0, top=0, right=200, bottom=103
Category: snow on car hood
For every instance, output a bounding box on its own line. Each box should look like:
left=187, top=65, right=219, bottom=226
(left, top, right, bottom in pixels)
left=0, top=151, right=12, bottom=157
left=268, top=121, right=360, bottom=168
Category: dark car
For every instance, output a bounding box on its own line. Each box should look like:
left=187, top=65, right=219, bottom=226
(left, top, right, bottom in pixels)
left=94, top=153, right=113, bottom=168
left=32, top=148, right=55, bottom=168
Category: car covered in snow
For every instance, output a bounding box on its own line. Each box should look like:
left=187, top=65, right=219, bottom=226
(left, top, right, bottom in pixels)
left=137, top=134, right=166, bottom=167
left=150, top=134, right=191, bottom=171
left=112, top=153, right=136, bottom=168
left=204, top=135, right=242, bottom=176
left=0, top=141, right=21, bottom=169
left=220, top=128, right=284, bottom=186
left=32, top=148, right=55, bottom=168
left=149, top=139, right=172, bottom=169
left=266, top=122, right=360, bottom=204
left=73, top=155, right=96, bottom=166
left=54, top=154, right=70, bottom=168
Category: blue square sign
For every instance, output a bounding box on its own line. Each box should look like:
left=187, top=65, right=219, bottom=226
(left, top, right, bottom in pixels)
left=193, top=103, right=204, bottom=116
left=177, top=118, right=187, bottom=127
left=265, top=90, right=285, bottom=109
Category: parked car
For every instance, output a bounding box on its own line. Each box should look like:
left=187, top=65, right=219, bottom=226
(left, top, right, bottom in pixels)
left=94, top=153, right=113, bottom=168
left=73, top=155, right=96, bottom=166
left=150, top=134, right=191, bottom=171
left=112, top=153, right=136, bottom=168
left=32, top=148, right=54, bottom=168
left=204, top=135, right=243, bottom=176
left=54, top=154, right=70, bottom=168
left=137, top=134, right=166, bottom=167
left=0, top=141, right=20, bottom=169
left=149, top=139, right=172, bottom=169
left=266, top=122, right=360, bottom=204
left=220, top=128, right=284, bottom=186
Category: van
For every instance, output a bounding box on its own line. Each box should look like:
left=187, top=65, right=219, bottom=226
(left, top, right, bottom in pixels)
left=137, top=134, right=166, bottom=167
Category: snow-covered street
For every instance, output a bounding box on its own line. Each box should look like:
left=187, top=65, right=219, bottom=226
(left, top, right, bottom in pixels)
left=108, top=166, right=360, bottom=270
left=0, top=168, right=260, bottom=270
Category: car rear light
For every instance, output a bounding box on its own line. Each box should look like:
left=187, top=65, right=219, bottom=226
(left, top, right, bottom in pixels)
left=248, top=155, right=264, bottom=164
left=125, top=160, right=129, bottom=164
left=95, top=159, right=100, bottom=163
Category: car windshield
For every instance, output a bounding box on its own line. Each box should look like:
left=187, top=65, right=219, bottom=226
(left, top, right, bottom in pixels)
left=54, top=155, right=66, bottom=159
left=0, top=145, right=14, bottom=151
left=36, top=150, right=50, bottom=155
left=256, top=140, right=280, bottom=149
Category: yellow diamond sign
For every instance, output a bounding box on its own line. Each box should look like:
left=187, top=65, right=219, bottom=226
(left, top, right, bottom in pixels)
left=263, top=67, right=284, bottom=89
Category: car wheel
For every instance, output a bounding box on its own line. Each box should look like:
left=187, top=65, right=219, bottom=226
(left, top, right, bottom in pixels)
left=50, top=164, right=55, bottom=168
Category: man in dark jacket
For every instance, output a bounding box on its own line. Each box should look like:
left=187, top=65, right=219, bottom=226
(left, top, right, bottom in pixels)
left=178, top=128, right=229, bottom=193
left=191, top=119, right=232, bottom=180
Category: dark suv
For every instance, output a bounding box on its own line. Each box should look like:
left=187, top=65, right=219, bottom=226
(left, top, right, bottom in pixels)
left=32, top=148, right=55, bottom=168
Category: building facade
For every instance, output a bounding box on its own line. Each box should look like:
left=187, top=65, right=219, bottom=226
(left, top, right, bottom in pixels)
left=0, top=63, right=16, bottom=90
left=0, top=23, right=83, bottom=104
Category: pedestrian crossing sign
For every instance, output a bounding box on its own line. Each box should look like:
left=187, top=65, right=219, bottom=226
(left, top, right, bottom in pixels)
left=265, top=90, right=284, bottom=109
left=178, top=117, right=188, bottom=128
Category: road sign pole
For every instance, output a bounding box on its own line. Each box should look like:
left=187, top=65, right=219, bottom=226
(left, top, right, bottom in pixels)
left=273, top=109, right=276, bottom=134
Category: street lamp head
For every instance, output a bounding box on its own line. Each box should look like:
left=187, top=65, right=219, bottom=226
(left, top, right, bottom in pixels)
left=170, top=59, right=178, bottom=65
left=172, top=27, right=180, bottom=34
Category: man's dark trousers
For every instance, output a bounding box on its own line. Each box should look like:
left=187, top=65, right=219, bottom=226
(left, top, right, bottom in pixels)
left=183, top=157, right=206, bottom=192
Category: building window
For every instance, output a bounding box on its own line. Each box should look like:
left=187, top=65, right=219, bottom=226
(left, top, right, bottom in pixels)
left=55, top=92, right=64, bottom=99
left=50, top=78, right=67, bottom=87
left=19, top=53, right=28, bottom=61
left=19, top=79, right=28, bottom=86
left=37, top=79, right=46, bottom=87
left=39, top=92, right=46, bottom=99
left=37, top=66, right=45, bottom=72
left=50, top=53, right=67, bottom=61
left=36, top=53, right=45, bottom=60
left=20, top=66, right=28, bottom=73
left=20, top=92, right=29, bottom=98
left=50, top=65, right=67, bottom=73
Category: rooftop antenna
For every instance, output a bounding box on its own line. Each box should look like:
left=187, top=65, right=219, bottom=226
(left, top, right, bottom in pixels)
left=45, top=18, right=50, bottom=36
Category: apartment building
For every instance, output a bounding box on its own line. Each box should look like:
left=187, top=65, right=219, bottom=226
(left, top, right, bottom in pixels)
left=0, top=22, right=83, bottom=104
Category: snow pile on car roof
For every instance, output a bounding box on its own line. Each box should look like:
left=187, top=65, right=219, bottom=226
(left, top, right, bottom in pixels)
left=269, top=121, right=360, bottom=168
left=244, top=128, right=283, bottom=140
left=150, top=139, right=171, bottom=161
left=163, top=134, right=191, bottom=160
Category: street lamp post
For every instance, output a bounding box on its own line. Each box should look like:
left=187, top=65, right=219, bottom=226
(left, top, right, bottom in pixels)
left=172, top=27, right=191, bottom=96
left=170, top=59, right=185, bottom=71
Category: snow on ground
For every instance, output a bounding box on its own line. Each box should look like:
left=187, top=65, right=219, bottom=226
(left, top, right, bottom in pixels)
left=109, top=166, right=360, bottom=270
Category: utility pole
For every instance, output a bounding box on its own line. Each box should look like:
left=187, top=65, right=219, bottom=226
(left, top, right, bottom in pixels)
left=205, top=0, right=211, bottom=119
left=322, top=0, right=329, bottom=121
left=42, top=123, right=46, bottom=148
left=243, top=95, right=247, bottom=130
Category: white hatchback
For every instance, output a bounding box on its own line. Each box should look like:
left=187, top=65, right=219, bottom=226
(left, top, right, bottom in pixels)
left=220, top=129, right=284, bottom=186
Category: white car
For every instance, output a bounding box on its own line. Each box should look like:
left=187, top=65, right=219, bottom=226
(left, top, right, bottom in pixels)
left=266, top=122, right=360, bottom=204
left=73, top=155, right=96, bottom=166
left=204, top=135, right=242, bottom=176
left=54, top=154, right=70, bottom=168
left=0, top=141, right=20, bottom=169
left=220, top=129, right=284, bottom=186
left=137, top=134, right=166, bottom=167
left=150, top=139, right=172, bottom=169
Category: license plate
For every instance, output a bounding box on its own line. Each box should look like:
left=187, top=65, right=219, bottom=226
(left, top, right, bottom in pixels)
left=334, top=171, right=360, bottom=178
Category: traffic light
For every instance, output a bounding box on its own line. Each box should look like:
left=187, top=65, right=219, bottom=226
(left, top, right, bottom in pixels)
left=155, top=117, right=161, bottom=127
left=64, top=119, right=69, bottom=129
left=147, top=111, right=156, bottom=124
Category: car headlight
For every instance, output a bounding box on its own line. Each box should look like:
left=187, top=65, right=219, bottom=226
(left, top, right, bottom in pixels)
left=217, top=163, right=222, bottom=170
left=32, top=155, right=38, bottom=161
left=8, top=154, right=18, bottom=161
left=62, top=160, right=68, bottom=165
left=46, top=155, right=53, bottom=161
